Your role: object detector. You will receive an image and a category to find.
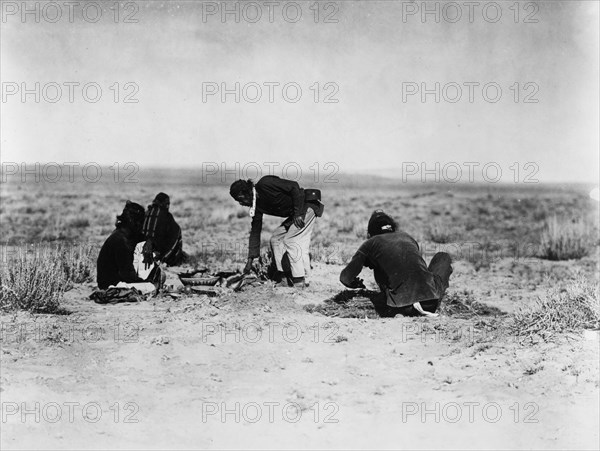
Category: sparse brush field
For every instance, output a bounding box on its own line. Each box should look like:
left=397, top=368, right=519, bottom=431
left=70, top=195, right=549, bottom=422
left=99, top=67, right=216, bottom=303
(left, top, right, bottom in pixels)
left=1, top=169, right=599, bottom=449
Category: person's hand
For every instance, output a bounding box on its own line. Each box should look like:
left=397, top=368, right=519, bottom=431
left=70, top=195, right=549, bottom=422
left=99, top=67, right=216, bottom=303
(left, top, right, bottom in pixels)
left=293, top=215, right=305, bottom=229
left=142, top=252, right=154, bottom=270
left=142, top=241, right=154, bottom=270
left=143, top=257, right=152, bottom=270
left=243, top=258, right=254, bottom=274
left=348, top=277, right=366, bottom=289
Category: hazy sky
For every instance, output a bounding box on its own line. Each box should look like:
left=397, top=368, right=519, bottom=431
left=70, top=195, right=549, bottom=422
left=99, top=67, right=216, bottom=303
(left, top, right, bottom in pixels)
left=1, top=0, right=598, bottom=183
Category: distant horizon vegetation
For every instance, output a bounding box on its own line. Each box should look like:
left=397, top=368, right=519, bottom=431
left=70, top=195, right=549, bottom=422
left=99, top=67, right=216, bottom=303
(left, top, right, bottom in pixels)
left=1, top=164, right=599, bottom=188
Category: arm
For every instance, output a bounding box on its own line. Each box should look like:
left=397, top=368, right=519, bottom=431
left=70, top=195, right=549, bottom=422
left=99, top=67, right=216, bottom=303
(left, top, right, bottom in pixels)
left=288, top=181, right=303, bottom=218
left=248, top=211, right=263, bottom=259
left=141, top=208, right=160, bottom=267
left=340, top=250, right=367, bottom=288
left=161, top=220, right=182, bottom=263
left=142, top=208, right=157, bottom=241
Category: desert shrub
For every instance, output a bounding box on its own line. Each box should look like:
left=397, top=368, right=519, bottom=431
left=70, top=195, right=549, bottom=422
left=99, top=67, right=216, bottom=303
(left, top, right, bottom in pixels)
left=305, top=289, right=379, bottom=319
left=426, top=219, right=455, bottom=244
left=335, top=219, right=355, bottom=234
left=462, top=241, right=502, bottom=271
left=60, top=242, right=96, bottom=287
left=0, top=242, right=97, bottom=313
left=205, top=209, right=235, bottom=227
left=0, top=245, right=66, bottom=313
left=539, top=216, right=594, bottom=260
left=512, top=276, right=600, bottom=341
left=68, top=217, right=90, bottom=228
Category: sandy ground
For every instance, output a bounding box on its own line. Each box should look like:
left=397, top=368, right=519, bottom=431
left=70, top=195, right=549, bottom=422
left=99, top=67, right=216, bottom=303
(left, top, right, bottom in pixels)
left=1, top=261, right=599, bottom=450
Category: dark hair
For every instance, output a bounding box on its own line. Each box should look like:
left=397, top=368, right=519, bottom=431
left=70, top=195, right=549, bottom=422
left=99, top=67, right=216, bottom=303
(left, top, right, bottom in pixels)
left=115, top=200, right=146, bottom=230
left=367, top=210, right=398, bottom=237
left=229, top=179, right=253, bottom=200
left=152, top=192, right=170, bottom=208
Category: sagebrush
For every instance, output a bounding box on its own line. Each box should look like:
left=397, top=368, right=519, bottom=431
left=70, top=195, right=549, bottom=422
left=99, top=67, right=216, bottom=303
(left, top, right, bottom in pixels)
left=0, top=243, right=96, bottom=313
left=0, top=245, right=66, bottom=313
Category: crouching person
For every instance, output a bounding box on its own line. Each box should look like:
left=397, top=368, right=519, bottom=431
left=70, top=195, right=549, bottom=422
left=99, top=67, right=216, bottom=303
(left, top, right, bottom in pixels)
left=142, top=192, right=185, bottom=267
left=97, top=201, right=150, bottom=290
left=340, top=210, right=452, bottom=317
left=230, top=176, right=324, bottom=287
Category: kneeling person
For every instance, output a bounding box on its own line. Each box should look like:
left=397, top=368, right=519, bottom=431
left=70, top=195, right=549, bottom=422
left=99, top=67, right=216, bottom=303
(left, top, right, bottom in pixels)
left=97, top=201, right=148, bottom=290
left=142, top=192, right=185, bottom=267
left=340, top=210, right=452, bottom=317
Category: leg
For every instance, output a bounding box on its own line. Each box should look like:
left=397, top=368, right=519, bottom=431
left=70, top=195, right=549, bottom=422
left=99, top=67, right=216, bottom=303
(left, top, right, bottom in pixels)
left=368, top=288, right=409, bottom=318
left=428, top=252, right=453, bottom=292
left=299, top=208, right=317, bottom=278
left=282, top=209, right=317, bottom=279
left=426, top=252, right=453, bottom=312
left=371, top=291, right=404, bottom=318
left=270, top=222, right=289, bottom=272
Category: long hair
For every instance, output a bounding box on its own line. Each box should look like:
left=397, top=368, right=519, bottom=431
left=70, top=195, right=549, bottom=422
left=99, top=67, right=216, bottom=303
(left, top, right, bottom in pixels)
left=115, top=200, right=146, bottom=232
left=151, top=192, right=170, bottom=209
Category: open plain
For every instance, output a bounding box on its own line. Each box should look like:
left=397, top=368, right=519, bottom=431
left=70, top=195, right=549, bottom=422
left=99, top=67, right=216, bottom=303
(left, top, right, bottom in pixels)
left=1, top=169, right=598, bottom=449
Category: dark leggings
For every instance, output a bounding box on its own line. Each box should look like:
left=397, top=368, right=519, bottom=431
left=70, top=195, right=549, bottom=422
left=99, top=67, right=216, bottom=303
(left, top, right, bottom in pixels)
left=373, top=252, right=453, bottom=318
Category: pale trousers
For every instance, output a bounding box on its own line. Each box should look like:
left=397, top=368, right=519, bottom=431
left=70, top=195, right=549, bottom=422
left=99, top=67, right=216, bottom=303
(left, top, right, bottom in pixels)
left=270, top=208, right=317, bottom=278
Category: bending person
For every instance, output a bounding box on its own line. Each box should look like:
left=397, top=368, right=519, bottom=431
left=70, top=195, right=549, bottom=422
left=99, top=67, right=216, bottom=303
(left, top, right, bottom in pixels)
left=340, top=210, right=452, bottom=317
left=230, top=176, right=324, bottom=287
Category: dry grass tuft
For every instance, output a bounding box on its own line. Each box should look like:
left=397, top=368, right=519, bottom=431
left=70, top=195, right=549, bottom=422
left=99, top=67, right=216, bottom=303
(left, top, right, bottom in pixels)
left=426, top=219, right=456, bottom=244
left=539, top=216, right=594, bottom=260
left=60, top=242, right=96, bottom=288
left=512, top=276, right=600, bottom=341
left=439, top=290, right=506, bottom=318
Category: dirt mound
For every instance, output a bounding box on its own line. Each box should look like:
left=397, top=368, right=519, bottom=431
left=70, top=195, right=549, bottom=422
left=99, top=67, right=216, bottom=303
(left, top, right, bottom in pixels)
left=305, top=288, right=506, bottom=320
left=439, top=290, right=507, bottom=318
left=304, top=289, right=380, bottom=318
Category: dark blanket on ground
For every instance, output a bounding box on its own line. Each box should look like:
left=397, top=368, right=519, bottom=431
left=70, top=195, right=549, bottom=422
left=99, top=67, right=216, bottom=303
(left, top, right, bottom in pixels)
left=90, top=287, right=146, bottom=304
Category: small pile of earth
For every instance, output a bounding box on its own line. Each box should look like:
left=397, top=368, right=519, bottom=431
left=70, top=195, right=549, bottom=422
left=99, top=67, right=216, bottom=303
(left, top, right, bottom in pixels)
left=305, top=289, right=506, bottom=320
left=304, top=290, right=380, bottom=319
left=439, top=290, right=507, bottom=318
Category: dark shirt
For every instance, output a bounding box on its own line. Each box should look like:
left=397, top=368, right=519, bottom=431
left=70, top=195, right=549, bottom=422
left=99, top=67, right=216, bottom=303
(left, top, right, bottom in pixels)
left=143, top=205, right=181, bottom=261
left=96, top=227, right=144, bottom=289
left=340, top=232, right=442, bottom=308
left=248, top=176, right=304, bottom=258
